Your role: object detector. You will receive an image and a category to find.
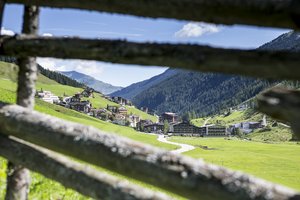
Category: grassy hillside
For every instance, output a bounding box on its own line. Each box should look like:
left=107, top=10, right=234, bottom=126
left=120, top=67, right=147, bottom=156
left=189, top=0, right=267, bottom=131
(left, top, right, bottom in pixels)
left=192, top=109, right=263, bottom=126
left=0, top=61, right=157, bottom=122
left=84, top=93, right=158, bottom=122
left=191, top=108, right=293, bottom=142
left=0, top=62, right=177, bottom=199
left=170, top=137, right=300, bottom=191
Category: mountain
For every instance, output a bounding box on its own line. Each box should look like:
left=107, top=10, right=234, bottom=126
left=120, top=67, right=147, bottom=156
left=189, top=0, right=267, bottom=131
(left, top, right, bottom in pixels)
left=119, top=31, right=300, bottom=116
left=0, top=56, right=85, bottom=89
left=133, top=72, right=275, bottom=116
left=110, top=68, right=179, bottom=99
left=38, top=66, right=86, bottom=88
left=60, top=71, right=123, bottom=94
left=259, top=31, right=300, bottom=51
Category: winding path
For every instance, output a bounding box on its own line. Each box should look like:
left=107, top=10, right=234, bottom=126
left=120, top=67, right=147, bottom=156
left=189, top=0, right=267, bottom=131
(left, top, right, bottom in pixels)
left=157, top=135, right=195, bottom=154
left=202, top=117, right=211, bottom=126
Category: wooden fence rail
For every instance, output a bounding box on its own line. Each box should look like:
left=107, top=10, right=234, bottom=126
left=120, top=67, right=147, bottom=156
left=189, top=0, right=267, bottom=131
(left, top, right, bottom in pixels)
left=1, top=0, right=300, bottom=199
left=5, top=0, right=300, bottom=29
left=0, top=102, right=298, bottom=200
left=257, top=87, right=300, bottom=137
left=0, top=135, right=171, bottom=200
left=1, top=35, right=300, bottom=80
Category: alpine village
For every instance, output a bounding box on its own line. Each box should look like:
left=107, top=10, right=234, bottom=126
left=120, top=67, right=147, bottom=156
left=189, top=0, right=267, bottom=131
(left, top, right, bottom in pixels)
left=1, top=4, right=300, bottom=200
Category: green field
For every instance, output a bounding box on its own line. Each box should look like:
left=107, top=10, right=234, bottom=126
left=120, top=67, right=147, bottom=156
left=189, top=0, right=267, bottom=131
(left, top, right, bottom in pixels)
left=1, top=61, right=300, bottom=198
left=170, top=137, right=300, bottom=191
left=0, top=62, right=177, bottom=199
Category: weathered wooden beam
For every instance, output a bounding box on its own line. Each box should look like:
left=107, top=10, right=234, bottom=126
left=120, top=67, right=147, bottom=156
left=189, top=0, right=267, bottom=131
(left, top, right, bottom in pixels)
left=0, top=1, right=5, bottom=34
left=0, top=135, right=171, bottom=200
left=5, top=5, right=39, bottom=200
left=5, top=0, right=300, bottom=29
left=257, top=87, right=300, bottom=139
left=1, top=35, right=300, bottom=80
left=0, top=103, right=298, bottom=200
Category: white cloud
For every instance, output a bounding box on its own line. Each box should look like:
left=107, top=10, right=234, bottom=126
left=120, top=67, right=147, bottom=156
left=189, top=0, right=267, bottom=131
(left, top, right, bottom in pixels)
left=1, top=27, right=15, bottom=36
left=174, top=22, right=220, bottom=38
left=37, top=58, right=104, bottom=79
left=42, top=33, right=53, bottom=37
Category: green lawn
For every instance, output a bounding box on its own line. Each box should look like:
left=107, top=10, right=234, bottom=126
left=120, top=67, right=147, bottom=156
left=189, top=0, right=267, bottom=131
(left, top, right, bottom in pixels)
left=170, top=137, right=300, bottom=191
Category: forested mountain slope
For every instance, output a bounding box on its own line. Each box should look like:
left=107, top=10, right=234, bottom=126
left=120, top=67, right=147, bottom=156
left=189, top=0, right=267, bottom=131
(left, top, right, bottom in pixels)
left=131, top=31, right=300, bottom=116
left=110, top=68, right=179, bottom=99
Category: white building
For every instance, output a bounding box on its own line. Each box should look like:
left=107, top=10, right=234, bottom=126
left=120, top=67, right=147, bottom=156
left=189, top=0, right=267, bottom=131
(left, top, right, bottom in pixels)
left=37, top=91, right=60, bottom=104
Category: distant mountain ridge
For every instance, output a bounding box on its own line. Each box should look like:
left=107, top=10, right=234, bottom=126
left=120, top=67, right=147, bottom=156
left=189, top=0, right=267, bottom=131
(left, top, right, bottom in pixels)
left=0, top=56, right=86, bottom=89
left=110, top=68, right=179, bottom=99
left=60, top=71, right=123, bottom=94
left=259, top=31, right=300, bottom=51
left=114, top=31, right=300, bottom=116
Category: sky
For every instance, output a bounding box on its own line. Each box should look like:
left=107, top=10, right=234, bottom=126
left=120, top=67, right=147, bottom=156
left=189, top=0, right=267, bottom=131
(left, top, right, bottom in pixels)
left=2, top=4, right=290, bottom=87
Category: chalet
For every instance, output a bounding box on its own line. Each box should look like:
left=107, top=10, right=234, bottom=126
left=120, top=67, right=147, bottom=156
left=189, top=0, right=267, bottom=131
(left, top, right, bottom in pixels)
left=229, top=121, right=263, bottom=134
left=107, top=105, right=118, bottom=113
left=92, top=108, right=111, bottom=118
left=81, top=88, right=94, bottom=98
left=172, top=122, right=205, bottom=137
left=112, top=96, right=132, bottom=106
left=248, top=122, right=263, bottom=129
left=160, top=112, right=179, bottom=123
left=128, top=115, right=141, bottom=128
left=112, top=114, right=126, bottom=126
left=144, top=123, right=164, bottom=134
left=118, top=106, right=127, bottom=116
left=36, top=90, right=60, bottom=104
left=136, top=120, right=153, bottom=132
left=69, top=100, right=92, bottom=113
left=65, top=94, right=92, bottom=113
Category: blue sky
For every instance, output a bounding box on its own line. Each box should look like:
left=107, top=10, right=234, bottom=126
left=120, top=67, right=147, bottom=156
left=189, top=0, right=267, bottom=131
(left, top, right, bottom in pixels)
left=2, top=4, right=290, bottom=87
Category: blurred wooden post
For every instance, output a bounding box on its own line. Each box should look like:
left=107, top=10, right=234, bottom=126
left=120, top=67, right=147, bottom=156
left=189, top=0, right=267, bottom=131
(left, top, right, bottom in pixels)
left=0, top=0, right=5, bottom=32
left=5, top=5, right=39, bottom=200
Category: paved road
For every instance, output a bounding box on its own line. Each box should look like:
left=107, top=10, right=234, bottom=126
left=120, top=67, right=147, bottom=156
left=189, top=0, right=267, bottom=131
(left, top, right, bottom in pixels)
left=157, top=135, right=195, bottom=154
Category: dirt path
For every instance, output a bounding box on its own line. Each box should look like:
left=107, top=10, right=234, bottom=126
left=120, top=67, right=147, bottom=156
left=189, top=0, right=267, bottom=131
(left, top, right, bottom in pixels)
left=202, top=117, right=211, bottom=126
left=157, top=135, right=195, bottom=154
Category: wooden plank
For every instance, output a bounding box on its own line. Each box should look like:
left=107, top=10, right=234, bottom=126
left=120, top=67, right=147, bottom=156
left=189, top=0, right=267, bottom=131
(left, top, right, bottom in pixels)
left=5, top=0, right=300, bottom=29
left=1, top=35, right=300, bottom=80
left=0, top=103, right=298, bottom=200
left=0, top=135, right=171, bottom=200
left=5, top=6, right=39, bottom=200
left=257, top=87, right=300, bottom=139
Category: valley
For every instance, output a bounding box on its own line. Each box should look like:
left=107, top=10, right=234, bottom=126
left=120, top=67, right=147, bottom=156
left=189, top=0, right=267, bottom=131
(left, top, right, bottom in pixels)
left=0, top=59, right=300, bottom=199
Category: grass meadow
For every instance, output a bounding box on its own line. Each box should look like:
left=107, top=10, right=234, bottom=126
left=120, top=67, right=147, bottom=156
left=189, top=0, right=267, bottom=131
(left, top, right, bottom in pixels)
left=0, top=61, right=299, bottom=199
left=170, top=137, right=300, bottom=191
